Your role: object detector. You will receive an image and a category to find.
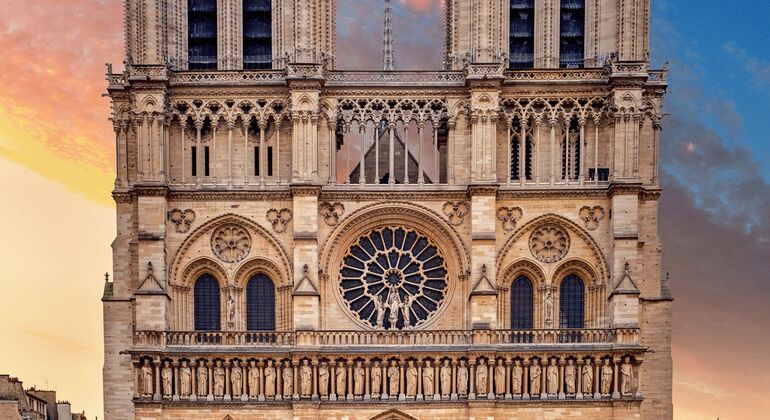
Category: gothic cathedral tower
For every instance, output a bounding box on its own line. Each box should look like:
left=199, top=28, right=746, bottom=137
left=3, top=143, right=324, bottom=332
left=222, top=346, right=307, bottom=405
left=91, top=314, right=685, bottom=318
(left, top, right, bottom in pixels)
left=104, top=1, right=670, bottom=419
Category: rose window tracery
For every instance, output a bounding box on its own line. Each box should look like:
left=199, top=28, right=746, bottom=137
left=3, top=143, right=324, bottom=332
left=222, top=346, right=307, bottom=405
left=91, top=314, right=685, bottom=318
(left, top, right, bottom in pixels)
left=211, top=225, right=252, bottom=263
left=529, top=224, right=570, bottom=263
left=339, top=227, right=448, bottom=330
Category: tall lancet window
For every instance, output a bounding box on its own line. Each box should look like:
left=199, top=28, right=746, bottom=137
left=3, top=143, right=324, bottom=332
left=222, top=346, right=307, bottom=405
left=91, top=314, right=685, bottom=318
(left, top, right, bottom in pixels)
left=561, top=117, right=580, bottom=180
left=246, top=274, right=276, bottom=331
left=243, top=0, right=272, bottom=69
left=194, top=274, right=221, bottom=331
left=560, top=275, right=585, bottom=328
left=509, top=0, right=535, bottom=69
left=188, top=0, right=218, bottom=70
left=510, top=276, right=534, bottom=329
left=560, top=0, right=585, bottom=68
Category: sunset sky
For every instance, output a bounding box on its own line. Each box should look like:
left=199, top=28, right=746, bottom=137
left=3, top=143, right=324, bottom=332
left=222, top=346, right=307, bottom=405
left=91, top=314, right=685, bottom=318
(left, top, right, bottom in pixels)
left=0, top=0, right=768, bottom=418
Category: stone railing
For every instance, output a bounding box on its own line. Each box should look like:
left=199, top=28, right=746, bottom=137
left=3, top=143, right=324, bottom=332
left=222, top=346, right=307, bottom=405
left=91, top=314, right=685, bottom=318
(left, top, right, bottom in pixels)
left=134, top=328, right=638, bottom=349
left=504, top=68, right=608, bottom=82
left=326, top=71, right=465, bottom=87
left=169, top=70, right=286, bottom=85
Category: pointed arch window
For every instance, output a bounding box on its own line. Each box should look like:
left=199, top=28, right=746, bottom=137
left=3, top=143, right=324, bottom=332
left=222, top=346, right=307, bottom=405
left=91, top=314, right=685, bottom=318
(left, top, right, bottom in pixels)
left=247, top=274, right=275, bottom=331
left=194, top=274, right=221, bottom=331
left=561, top=118, right=580, bottom=181
left=560, top=0, right=585, bottom=68
left=188, top=0, right=218, bottom=70
left=509, top=0, right=535, bottom=69
left=243, top=0, right=272, bottom=69
left=510, top=276, right=534, bottom=329
left=510, top=118, right=534, bottom=181
left=560, top=274, right=584, bottom=328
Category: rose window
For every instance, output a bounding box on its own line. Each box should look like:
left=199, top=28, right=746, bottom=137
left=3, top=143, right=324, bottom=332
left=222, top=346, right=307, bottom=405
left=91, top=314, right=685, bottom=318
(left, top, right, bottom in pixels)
left=211, top=225, right=252, bottom=263
left=339, top=227, right=448, bottom=330
left=529, top=224, right=570, bottom=263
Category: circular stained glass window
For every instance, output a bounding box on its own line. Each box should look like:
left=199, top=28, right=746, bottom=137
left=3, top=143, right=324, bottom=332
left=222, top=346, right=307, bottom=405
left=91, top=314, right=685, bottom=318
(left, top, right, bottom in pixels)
left=339, top=227, right=449, bottom=330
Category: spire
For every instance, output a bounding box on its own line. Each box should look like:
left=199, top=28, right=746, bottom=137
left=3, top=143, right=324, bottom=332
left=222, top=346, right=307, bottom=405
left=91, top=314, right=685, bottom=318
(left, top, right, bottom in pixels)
left=383, top=0, right=394, bottom=71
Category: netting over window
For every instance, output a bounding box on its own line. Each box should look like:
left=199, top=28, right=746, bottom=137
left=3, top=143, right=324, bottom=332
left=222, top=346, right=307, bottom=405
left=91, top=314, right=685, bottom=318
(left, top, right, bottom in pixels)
left=194, top=274, right=221, bottom=331
left=560, top=274, right=585, bottom=328
left=510, top=276, right=534, bottom=329
left=247, top=274, right=275, bottom=331
left=339, top=227, right=448, bottom=330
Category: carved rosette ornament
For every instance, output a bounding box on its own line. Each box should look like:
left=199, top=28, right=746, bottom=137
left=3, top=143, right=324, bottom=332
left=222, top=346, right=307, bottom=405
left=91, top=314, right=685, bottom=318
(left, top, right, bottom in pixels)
left=339, top=227, right=448, bottom=330
left=529, top=224, right=570, bottom=263
left=211, top=225, right=252, bottom=263
left=168, top=209, right=196, bottom=233
left=266, top=208, right=293, bottom=233
left=442, top=201, right=469, bottom=226
left=579, top=206, right=606, bottom=231
left=319, top=202, right=345, bottom=226
left=497, top=206, right=523, bottom=232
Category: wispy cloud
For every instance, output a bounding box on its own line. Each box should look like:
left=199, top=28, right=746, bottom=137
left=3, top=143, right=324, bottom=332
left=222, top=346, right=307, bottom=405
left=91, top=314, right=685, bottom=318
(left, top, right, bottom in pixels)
left=723, top=42, right=770, bottom=94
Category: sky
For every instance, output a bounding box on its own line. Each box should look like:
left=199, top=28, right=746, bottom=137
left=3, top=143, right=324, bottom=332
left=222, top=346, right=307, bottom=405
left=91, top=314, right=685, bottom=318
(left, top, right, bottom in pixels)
left=0, top=0, right=769, bottom=419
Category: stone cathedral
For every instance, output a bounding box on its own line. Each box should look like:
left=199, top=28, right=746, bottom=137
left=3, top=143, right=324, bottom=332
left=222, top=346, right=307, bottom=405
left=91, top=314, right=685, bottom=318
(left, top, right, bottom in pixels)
left=102, top=0, right=672, bottom=419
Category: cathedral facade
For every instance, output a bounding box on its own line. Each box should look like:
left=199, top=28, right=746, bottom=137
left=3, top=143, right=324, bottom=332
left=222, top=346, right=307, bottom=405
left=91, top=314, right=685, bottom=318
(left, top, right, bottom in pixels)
left=103, top=1, right=671, bottom=419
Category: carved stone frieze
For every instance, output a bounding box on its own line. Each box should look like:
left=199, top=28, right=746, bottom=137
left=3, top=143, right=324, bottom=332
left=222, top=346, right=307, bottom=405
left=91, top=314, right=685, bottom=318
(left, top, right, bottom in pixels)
left=266, top=209, right=293, bottom=234
left=497, top=207, right=523, bottom=232
left=168, top=209, right=196, bottom=233
left=579, top=206, right=606, bottom=231
left=318, top=202, right=345, bottom=226
left=442, top=201, right=469, bottom=226
left=211, top=225, right=252, bottom=264
left=529, top=224, right=570, bottom=264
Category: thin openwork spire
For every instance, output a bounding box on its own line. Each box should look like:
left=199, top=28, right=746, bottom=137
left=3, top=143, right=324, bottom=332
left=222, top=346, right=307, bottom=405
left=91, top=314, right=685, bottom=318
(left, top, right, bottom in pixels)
left=383, top=0, right=394, bottom=71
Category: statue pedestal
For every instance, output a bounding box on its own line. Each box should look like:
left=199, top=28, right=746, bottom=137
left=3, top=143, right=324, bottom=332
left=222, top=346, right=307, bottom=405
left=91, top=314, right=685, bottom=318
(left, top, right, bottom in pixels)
left=576, top=392, right=584, bottom=400
left=558, top=392, right=566, bottom=400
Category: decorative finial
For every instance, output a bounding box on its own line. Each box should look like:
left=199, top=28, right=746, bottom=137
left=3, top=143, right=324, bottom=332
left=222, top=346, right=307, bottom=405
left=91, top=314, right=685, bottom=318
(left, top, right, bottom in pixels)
left=382, top=0, right=395, bottom=71
left=104, top=272, right=110, bottom=283
left=624, top=261, right=630, bottom=275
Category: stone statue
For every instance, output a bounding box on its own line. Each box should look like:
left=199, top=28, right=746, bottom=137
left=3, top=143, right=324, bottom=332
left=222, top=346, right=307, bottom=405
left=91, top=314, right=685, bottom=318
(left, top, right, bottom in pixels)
left=400, top=296, right=414, bottom=329
left=546, top=359, right=559, bottom=395
left=370, top=361, right=382, bottom=395
left=161, top=361, right=172, bottom=397
left=354, top=361, right=366, bottom=396
left=423, top=361, right=435, bottom=396
left=476, top=359, right=488, bottom=395
left=197, top=361, right=208, bottom=396
left=406, top=360, right=418, bottom=397
left=282, top=361, right=294, bottom=396
left=248, top=361, right=259, bottom=398
left=213, top=361, right=225, bottom=397
left=494, top=360, right=506, bottom=395
left=512, top=360, right=523, bottom=395
left=335, top=361, right=347, bottom=396
left=565, top=360, right=576, bottom=394
left=231, top=362, right=243, bottom=397
left=440, top=360, right=452, bottom=396
left=582, top=361, right=594, bottom=394
left=227, top=291, right=236, bottom=329
left=457, top=360, right=469, bottom=395
left=545, top=290, right=554, bottom=327
left=300, top=360, right=312, bottom=396
left=318, top=361, right=330, bottom=397
left=374, top=294, right=386, bottom=328
left=264, top=360, right=276, bottom=397
left=179, top=361, right=191, bottom=397
left=621, top=357, right=633, bottom=395
left=386, top=288, right=402, bottom=328
left=601, top=359, right=613, bottom=395
left=141, top=359, right=153, bottom=396
left=387, top=361, right=400, bottom=396
left=529, top=359, right=542, bottom=395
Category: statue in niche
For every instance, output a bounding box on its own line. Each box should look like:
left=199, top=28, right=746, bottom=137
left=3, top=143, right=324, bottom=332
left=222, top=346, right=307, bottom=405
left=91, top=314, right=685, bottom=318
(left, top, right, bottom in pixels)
left=264, top=360, right=276, bottom=397
left=354, top=361, right=366, bottom=396
left=227, top=290, right=236, bottom=330
left=374, top=294, right=386, bottom=328
left=476, top=359, right=488, bottom=395
left=423, top=361, right=435, bottom=396
left=440, top=360, right=452, bottom=396
left=601, top=359, right=613, bottom=395
left=248, top=361, right=259, bottom=398
left=282, top=361, right=293, bottom=396
left=386, top=288, right=402, bottom=328
left=406, top=360, right=418, bottom=397
left=318, top=361, right=330, bottom=397
left=457, top=360, right=469, bottom=395
left=197, top=361, right=208, bottom=396
left=494, top=360, right=506, bottom=395
left=582, top=360, right=594, bottom=394
left=400, top=296, right=415, bottom=329
left=336, top=361, right=347, bottom=396
left=141, top=359, right=153, bottom=396
left=565, top=359, right=576, bottom=394
left=546, top=359, right=559, bottom=395
left=387, top=360, right=400, bottom=396
left=161, top=360, right=172, bottom=397
left=231, top=362, right=243, bottom=397
left=529, top=359, right=542, bottom=395
left=512, top=360, right=523, bottom=395
left=179, top=360, right=191, bottom=397
left=621, top=357, right=633, bottom=395
left=213, top=361, right=225, bottom=397
left=370, top=361, right=382, bottom=395
left=545, top=290, right=554, bottom=328
left=300, top=360, right=312, bottom=396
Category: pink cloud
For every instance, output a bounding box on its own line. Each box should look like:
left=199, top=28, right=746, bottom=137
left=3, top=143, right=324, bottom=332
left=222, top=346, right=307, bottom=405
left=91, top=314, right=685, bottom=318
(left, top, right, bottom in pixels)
left=399, top=0, right=442, bottom=14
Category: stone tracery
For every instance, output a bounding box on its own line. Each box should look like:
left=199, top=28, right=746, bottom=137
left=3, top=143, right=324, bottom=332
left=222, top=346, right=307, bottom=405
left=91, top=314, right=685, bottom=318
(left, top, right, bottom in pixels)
left=529, top=224, right=570, bottom=263
left=211, top=224, right=252, bottom=263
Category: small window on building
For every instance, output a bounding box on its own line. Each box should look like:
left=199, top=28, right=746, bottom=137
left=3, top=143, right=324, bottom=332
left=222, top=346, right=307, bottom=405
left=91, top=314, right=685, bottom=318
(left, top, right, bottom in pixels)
left=254, top=146, right=260, bottom=176
left=191, top=146, right=198, bottom=177
left=188, top=0, right=218, bottom=70
left=267, top=146, right=274, bottom=176
left=243, top=0, right=272, bottom=69
left=560, top=0, right=585, bottom=68
left=204, top=145, right=210, bottom=176
left=509, top=0, right=535, bottom=69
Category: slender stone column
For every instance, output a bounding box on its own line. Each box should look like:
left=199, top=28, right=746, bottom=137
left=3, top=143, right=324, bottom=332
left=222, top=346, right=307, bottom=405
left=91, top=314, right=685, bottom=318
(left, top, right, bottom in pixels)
left=558, top=360, right=566, bottom=399
left=535, top=120, right=541, bottom=184
left=224, top=361, right=231, bottom=401
left=388, top=122, right=395, bottom=184
left=635, top=359, right=643, bottom=398
left=259, top=122, right=266, bottom=184
left=374, top=122, right=380, bottom=182
left=505, top=360, right=513, bottom=400
left=522, top=360, right=529, bottom=400
left=450, top=361, right=457, bottom=400
left=226, top=122, right=234, bottom=187
left=195, top=121, right=202, bottom=185
left=328, top=121, right=336, bottom=184
left=292, top=116, right=300, bottom=179
left=347, top=361, right=354, bottom=400
left=468, top=361, right=476, bottom=400
left=359, top=123, right=366, bottom=184
left=257, top=362, right=265, bottom=402
left=330, top=363, right=336, bottom=401
left=579, top=119, right=586, bottom=184
left=417, top=123, right=425, bottom=184
left=276, top=120, right=282, bottom=183
left=506, top=119, right=512, bottom=184
left=312, top=361, right=319, bottom=401
left=403, top=125, right=410, bottom=183
left=593, top=118, right=600, bottom=183
left=398, top=360, right=406, bottom=401
left=594, top=361, right=601, bottom=399
left=132, top=360, right=140, bottom=399
left=652, top=121, right=661, bottom=184
left=416, top=362, right=423, bottom=400
left=207, top=362, right=214, bottom=401
left=549, top=119, right=556, bottom=184
left=311, top=115, right=319, bottom=180
left=172, top=361, right=180, bottom=401
left=153, top=360, right=161, bottom=401
left=434, top=124, right=440, bottom=184
left=612, top=357, right=621, bottom=399
left=576, top=359, right=584, bottom=399
left=448, top=121, right=456, bottom=184
left=364, top=361, right=371, bottom=401
left=137, top=116, right=145, bottom=178
left=293, top=361, right=300, bottom=400
left=520, top=119, right=527, bottom=184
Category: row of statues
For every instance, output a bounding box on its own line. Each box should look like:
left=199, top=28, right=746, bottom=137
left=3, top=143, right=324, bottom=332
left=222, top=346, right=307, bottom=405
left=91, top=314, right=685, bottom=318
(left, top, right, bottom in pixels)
left=137, top=355, right=638, bottom=401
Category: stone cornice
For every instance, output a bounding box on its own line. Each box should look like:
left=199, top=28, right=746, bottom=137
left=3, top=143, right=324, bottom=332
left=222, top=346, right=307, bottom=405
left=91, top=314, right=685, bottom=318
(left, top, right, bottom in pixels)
left=133, top=399, right=640, bottom=409
left=319, top=188, right=468, bottom=202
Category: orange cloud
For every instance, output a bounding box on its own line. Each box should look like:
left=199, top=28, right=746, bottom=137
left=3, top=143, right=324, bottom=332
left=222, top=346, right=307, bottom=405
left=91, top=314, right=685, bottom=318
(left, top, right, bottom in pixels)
left=399, top=0, right=441, bottom=14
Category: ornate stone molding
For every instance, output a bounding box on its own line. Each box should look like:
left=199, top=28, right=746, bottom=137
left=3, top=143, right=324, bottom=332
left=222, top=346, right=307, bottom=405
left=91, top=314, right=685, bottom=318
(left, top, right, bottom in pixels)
left=266, top=209, right=293, bottom=234
left=579, top=206, right=606, bottom=231
left=529, top=224, right=571, bottom=264
left=211, top=225, right=252, bottom=264
left=169, top=191, right=293, bottom=201
left=496, top=207, right=523, bottom=232
left=442, top=202, right=469, bottom=226
left=318, top=202, right=345, bottom=226
left=168, top=209, right=196, bottom=234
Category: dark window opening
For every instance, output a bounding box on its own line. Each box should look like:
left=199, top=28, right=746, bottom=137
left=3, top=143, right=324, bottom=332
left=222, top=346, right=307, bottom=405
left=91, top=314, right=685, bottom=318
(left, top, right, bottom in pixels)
left=562, top=118, right=580, bottom=180
left=247, top=274, right=275, bottom=331
left=589, top=168, right=610, bottom=182
left=204, top=146, right=210, bottom=176
left=267, top=146, right=274, bottom=176
left=194, top=274, right=220, bottom=331
left=510, top=276, right=534, bottom=329
left=510, top=120, right=521, bottom=181
left=188, top=0, right=218, bottom=70
left=254, top=146, right=260, bottom=176
left=191, top=146, right=198, bottom=177
left=509, top=0, right=535, bottom=69
left=560, top=0, right=585, bottom=68
left=560, top=274, right=585, bottom=329
left=243, top=0, right=272, bottom=69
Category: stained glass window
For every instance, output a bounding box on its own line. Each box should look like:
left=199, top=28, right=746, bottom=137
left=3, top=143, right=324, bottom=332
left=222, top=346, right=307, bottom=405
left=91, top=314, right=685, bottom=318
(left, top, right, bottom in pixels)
left=243, top=0, right=272, bottom=69
left=560, top=0, right=585, bottom=68
left=247, top=274, right=275, bottom=331
left=560, top=274, right=584, bottom=328
left=194, top=274, right=221, bottom=331
left=510, top=276, right=533, bottom=329
left=188, top=0, right=218, bottom=70
left=509, top=0, right=535, bottom=69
